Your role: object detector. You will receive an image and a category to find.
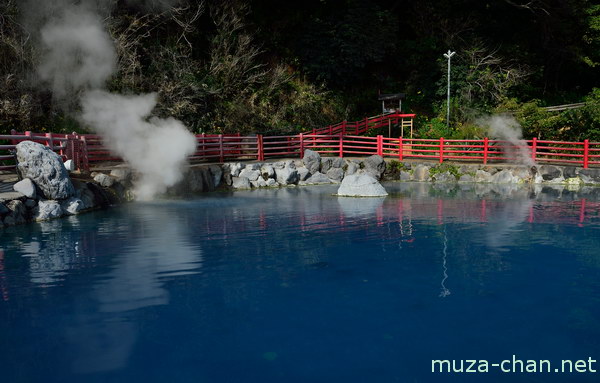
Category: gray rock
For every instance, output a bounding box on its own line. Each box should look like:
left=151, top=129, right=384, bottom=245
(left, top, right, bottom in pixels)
left=332, top=157, right=345, bottom=169
left=34, top=200, right=63, bottom=221
left=13, top=178, right=37, bottom=199
left=297, top=167, right=310, bottom=181
left=63, top=159, right=75, bottom=172
left=474, top=170, right=492, bottom=183
left=413, top=165, right=431, bottom=182
left=326, top=168, right=344, bottom=182
left=265, top=178, right=279, bottom=187
left=251, top=178, right=268, bottom=188
left=229, top=162, right=243, bottom=177
left=273, top=161, right=286, bottom=169
left=7, top=200, right=26, bottom=225
left=232, top=176, right=251, bottom=189
left=186, top=167, right=215, bottom=193
left=110, top=168, right=132, bottom=185
left=433, top=171, right=457, bottom=183
left=363, top=155, right=386, bottom=179
left=285, top=160, right=296, bottom=169
left=320, top=158, right=333, bottom=173
left=578, top=169, right=600, bottom=183
left=491, top=170, right=519, bottom=184
left=261, top=165, right=275, bottom=179
left=16, top=141, right=75, bottom=199
left=24, top=199, right=37, bottom=209
left=345, top=162, right=359, bottom=175
left=275, top=164, right=299, bottom=185
left=458, top=174, right=474, bottom=183
left=538, top=165, right=562, bottom=181
left=208, top=165, right=223, bottom=187
left=94, top=173, right=115, bottom=188
left=336, top=174, right=388, bottom=197
left=0, top=203, right=9, bottom=216
left=304, top=172, right=332, bottom=185
left=61, top=197, right=84, bottom=215
left=400, top=171, right=412, bottom=181
left=303, top=149, right=321, bottom=174
left=247, top=163, right=262, bottom=171
left=239, top=167, right=261, bottom=182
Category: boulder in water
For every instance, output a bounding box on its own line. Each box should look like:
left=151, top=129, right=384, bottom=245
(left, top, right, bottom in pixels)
left=336, top=174, right=388, bottom=197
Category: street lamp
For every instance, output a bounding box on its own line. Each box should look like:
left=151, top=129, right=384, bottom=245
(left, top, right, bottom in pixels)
left=443, top=50, right=456, bottom=129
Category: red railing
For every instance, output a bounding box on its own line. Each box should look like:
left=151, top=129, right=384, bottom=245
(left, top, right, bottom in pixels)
left=0, top=131, right=73, bottom=171
left=3, top=111, right=600, bottom=171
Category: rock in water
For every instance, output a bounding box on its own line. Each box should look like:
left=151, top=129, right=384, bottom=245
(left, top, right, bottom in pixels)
left=336, top=174, right=388, bottom=197
left=34, top=200, right=63, bottom=221
left=16, top=141, right=74, bottom=199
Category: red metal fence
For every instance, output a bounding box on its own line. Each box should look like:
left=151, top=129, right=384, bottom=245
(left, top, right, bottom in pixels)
left=2, top=112, right=600, bottom=171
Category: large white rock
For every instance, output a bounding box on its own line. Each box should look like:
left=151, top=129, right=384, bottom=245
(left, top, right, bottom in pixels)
left=34, top=200, right=63, bottom=221
left=16, top=141, right=74, bottom=199
left=336, top=174, right=388, bottom=197
left=232, top=176, right=251, bottom=189
left=61, top=197, right=84, bottom=215
left=13, top=178, right=37, bottom=199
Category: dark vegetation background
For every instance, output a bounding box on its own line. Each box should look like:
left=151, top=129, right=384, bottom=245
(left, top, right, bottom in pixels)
left=1, top=0, right=599, bottom=139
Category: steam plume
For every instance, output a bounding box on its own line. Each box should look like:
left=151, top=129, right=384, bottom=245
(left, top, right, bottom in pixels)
left=479, top=115, right=535, bottom=166
left=29, top=0, right=197, bottom=200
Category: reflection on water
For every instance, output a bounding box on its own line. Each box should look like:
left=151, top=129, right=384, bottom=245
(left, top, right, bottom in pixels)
left=1, top=182, right=600, bottom=382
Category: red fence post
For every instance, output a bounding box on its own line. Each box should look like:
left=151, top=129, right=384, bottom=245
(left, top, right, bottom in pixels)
left=398, top=137, right=403, bottom=160
left=219, top=134, right=224, bottom=163
left=299, top=133, right=304, bottom=159
left=483, top=137, right=488, bottom=165
left=45, top=132, right=54, bottom=150
left=257, top=134, right=264, bottom=161
left=531, top=137, right=537, bottom=163
left=342, top=121, right=347, bottom=136
left=329, top=125, right=333, bottom=135
left=583, top=139, right=589, bottom=169
left=439, top=137, right=444, bottom=163
left=377, top=135, right=383, bottom=156
left=339, top=134, right=344, bottom=157
left=80, top=135, right=89, bottom=171
left=364, top=117, right=368, bottom=134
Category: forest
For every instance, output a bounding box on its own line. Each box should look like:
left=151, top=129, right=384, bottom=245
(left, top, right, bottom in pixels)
left=1, top=0, right=599, bottom=140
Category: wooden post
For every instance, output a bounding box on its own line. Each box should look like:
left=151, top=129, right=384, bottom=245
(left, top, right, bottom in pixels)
left=399, top=137, right=403, bottom=160
left=439, top=137, right=444, bottom=163
left=583, top=139, right=589, bottom=169
left=531, top=137, right=537, bottom=163
left=299, top=133, right=304, bottom=159
left=483, top=137, right=489, bottom=165
left=339, top=134, right=344, bottom=157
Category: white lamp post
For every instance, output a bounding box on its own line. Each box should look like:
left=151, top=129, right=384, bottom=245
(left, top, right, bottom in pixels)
left=443, top=50, right=456, bottom=129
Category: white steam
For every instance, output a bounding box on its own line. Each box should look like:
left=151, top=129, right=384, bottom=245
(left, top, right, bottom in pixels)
left=32, top=0, right=197, bottom=200
left=38, top=7, right=116, bottom=98
left=479, top=115, right=535, bottom=166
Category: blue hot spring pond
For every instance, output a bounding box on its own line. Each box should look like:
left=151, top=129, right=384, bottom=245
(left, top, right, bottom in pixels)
left=2, top=182, right=600, bottom=382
